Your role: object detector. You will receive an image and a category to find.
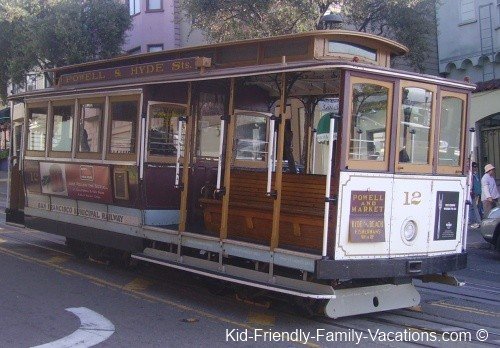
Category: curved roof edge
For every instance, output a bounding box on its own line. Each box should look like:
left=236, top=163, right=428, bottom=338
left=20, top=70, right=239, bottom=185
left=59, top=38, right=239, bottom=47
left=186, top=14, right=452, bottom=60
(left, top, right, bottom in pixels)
left=48, top=30, right=409, bottom=74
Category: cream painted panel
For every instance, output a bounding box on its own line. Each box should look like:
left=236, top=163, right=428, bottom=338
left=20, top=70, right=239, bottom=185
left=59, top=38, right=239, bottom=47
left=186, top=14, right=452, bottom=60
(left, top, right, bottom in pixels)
left=334, top=172, right=393, bottom=260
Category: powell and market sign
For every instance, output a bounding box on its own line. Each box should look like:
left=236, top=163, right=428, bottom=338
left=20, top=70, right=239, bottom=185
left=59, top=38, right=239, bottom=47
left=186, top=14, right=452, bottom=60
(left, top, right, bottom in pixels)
left=57, top=56, right=211, bottom=87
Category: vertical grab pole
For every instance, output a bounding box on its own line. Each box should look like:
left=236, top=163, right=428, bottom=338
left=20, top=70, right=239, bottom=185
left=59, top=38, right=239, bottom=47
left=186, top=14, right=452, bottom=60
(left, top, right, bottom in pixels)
left=139, top=115, right=146, bottom=180
left=321, top=115, right=336, bottom=258
left=266, top=118, right=276, bottom=194
left=463, top=127, right=476, bottom=251
left=174, top=117, right=185, bottom=189
left=311, top=129, right=317, bottom=174
left=216, top=118, right=226, bottom=191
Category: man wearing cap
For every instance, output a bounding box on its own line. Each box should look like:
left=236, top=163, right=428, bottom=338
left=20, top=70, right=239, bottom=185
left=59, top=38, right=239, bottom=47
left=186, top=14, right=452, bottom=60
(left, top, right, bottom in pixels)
left=481, top=163, right=499, bottom=217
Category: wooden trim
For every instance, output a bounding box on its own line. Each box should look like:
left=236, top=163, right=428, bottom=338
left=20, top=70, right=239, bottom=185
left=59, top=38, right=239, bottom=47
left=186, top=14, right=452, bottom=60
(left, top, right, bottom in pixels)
left=49, top=101, right=75, bottom=158
left=220, top=78, right=236, bottom=239
left=178, top=83, right=193, bottom=232
left=270, top=73, right=287, bottom=250
left=144, top=101, right=188, bottom=164
left=388, top=79, right=401, bottom=173
left=339, top=71, right=351, bottom=170
left=436, top=90, right=468, bottom=175
left=75, top=97, right=105, bottom=160
left=345, top=76, right=394, bottom=171
left=105, top=95, right=141, bottom=161
left=395, top=81, right=437, bottom=174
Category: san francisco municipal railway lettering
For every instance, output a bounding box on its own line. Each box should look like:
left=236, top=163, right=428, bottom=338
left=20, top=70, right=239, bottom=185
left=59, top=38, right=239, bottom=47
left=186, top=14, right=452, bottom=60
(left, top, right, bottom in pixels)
left=349, top=191, right=386, bottom=243
left=58, top=57, right=207, bottom=87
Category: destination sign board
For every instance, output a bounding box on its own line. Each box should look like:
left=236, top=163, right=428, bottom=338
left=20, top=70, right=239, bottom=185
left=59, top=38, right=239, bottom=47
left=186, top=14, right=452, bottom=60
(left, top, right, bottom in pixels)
left=58, top=56, right=211, bottom=87
left=349, top=191, right=386, bottom=243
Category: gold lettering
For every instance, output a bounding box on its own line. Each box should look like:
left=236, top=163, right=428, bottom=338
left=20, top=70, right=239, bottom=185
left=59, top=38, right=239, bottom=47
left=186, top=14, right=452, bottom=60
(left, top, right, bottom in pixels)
left=172, top=61, right=181, bottom=70
left=115, top=69, right=122, bottom=77
left=155, top=63, right=164, bottom=72
left=131, top=66, right=139, bottom=75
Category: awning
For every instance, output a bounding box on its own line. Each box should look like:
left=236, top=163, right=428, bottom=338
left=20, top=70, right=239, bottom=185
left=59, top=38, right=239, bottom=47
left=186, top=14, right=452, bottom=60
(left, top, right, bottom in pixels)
left=0, top=107, right=10, bottom=124
left=316, top=112, right=338, bottom=143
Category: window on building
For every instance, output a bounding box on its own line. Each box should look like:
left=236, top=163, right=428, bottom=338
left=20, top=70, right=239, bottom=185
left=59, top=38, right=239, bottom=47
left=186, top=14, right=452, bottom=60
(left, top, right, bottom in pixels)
left=78, top=101, right=104, bottom=154
left=460, top=0, right=476, bottom=23
left=147, top=44, right=163, bottom=53
left=26, top=74, right=38, bottom=92
left=127, top=46, right=141, bottom=55
left=129, top=0, right=140, bottom=15
left=51, top=103, right=74, bottom=152
left=27, top=106, right=48, bottom=152
left=147, top=0, right=162, bottom=11
left=108, top=98, right=139, bottom=155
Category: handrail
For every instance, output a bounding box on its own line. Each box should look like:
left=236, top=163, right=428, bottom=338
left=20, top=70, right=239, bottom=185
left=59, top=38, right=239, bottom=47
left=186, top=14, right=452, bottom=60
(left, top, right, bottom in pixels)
left=216, top=117, right=226, bottom=191
left=266, top=117, right=276, bottom=195
left=322, top=113, right=338, bottom=258
left=174, top=116, right=186, bottom=189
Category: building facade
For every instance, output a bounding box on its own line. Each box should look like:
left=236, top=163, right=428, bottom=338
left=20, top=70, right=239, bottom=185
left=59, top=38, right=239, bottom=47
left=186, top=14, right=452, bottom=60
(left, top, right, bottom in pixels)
left=123, top=0, right=205, bottom=54
left=437, top=0, right=500, bottom=179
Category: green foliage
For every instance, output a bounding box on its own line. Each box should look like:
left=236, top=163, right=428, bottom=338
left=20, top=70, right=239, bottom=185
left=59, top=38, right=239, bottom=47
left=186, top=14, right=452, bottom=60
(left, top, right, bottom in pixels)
left=0, top=0, right=132, bottom=101
left=180, top=0, right=436, bottom=72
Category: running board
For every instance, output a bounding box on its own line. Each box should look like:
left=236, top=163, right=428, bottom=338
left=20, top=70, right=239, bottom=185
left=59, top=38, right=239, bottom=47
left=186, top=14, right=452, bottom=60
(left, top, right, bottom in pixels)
left=324, top=283, right=421, bottom=319
left=132, top=250, right=335, bottom=300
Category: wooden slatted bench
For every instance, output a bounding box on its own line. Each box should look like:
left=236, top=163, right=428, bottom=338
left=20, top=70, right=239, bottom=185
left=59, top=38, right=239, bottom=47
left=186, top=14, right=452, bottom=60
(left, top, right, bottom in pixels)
left=199, top=170, right=326, bottom=252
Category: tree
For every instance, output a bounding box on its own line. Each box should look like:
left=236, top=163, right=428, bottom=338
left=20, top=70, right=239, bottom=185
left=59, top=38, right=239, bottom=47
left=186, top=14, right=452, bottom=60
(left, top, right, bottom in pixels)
left=180, top=0, right=436, bottom=72
left=0, top=0, right=132, bottom=101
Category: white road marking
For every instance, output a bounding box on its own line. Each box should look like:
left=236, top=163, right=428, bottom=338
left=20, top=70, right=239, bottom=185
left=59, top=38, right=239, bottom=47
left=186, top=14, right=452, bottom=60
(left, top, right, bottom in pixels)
left=31, top=307, right=115, bottom=348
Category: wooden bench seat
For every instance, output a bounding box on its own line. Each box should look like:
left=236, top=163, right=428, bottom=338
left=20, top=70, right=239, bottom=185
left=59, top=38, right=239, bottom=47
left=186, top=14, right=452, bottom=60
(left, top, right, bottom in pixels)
left=199, top=170, right=327, bottom=252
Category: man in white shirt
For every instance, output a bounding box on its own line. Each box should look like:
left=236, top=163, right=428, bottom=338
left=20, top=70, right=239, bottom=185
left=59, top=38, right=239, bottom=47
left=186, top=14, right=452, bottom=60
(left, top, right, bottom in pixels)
left=481, top=163, right=499, bottom=218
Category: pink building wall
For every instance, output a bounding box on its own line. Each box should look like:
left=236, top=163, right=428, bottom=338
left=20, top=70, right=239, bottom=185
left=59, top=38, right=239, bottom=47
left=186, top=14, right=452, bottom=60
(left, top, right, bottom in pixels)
left=123, top=0, right=205, bottom=53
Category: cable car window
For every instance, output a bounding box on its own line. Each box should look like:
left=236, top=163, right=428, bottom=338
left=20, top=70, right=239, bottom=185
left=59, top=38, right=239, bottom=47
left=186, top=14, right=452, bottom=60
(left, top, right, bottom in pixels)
left=438, top=94, right=465, bottom=170
left=51, top=104, right=74, bottom=152
left=349, top=83, right=389, bottom=162
left=147, top=103, right=186, bottom=161
left=109, top=99, right=138, bottom=154
left=78, top=102, right=103, bottom=153
left=398, top=87, right=433, bottom=165
left=329, top=41, right=377, bottom=61
left=234, top=112, right=268, bottom=164
left=27, top=107, right=47, bottom=152
left=196, top=92, right=225, bottom=158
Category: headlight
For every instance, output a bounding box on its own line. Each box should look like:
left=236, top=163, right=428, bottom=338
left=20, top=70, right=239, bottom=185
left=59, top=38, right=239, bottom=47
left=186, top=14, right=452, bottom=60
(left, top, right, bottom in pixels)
left=402, top=220, right=418, bottom=243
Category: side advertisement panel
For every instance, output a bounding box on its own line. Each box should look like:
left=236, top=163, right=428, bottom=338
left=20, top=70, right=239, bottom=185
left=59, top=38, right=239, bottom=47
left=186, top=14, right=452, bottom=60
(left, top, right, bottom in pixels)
left=40, top=162, right=112, bottom=203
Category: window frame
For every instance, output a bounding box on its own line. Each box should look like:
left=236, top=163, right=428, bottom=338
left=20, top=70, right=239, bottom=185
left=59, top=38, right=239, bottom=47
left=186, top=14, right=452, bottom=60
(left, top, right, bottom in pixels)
left=147, top=44, right=164, bottom=53
left=345, top=76, right=394, bottom=171
left=146, top=0, right=163, bottom=12
left=436, top=90, right=467, bottom=175
left=128, top=0, right=141, bottom=16
left=25, top=102, right=49, bottom=157
left=146, top=101, right=188, bottom=164
left=75, top=97, right=106, bottom=160
left=459, top=0, right=476, bottom=25
left=49, top=100, right=75, bottom=158
left=106, top=95, right=141, bottom=161
left=395, top=81, right=437, bottom=174
left=231, top=110, right=272, bottom=169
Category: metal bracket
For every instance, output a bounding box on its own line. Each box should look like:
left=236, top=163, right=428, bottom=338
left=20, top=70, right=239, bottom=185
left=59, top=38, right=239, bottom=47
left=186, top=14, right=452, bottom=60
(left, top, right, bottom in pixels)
left=325, top=195, right=338, bottom=203
left=221, top=114, right=230, bottom=122
left=265, top=190, right=277, bottom=199
left=215, top=187, right=226, bottom=196
left=174, top=184, right=184, bottom=190
left=420, top=274, right=465, bottom=287
left=469, top=127, right=475, bottom=133
left=179, top=116, right=187, bottom=122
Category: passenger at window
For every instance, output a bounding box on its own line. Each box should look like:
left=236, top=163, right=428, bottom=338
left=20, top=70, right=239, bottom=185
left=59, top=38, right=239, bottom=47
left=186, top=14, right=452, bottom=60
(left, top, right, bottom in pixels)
left=80, top=129, right=91, bottom=152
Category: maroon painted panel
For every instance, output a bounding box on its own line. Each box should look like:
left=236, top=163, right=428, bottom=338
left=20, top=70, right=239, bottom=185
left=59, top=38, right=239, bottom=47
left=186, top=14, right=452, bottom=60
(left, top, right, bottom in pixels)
left=143, top=164, right=181, bottom=209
